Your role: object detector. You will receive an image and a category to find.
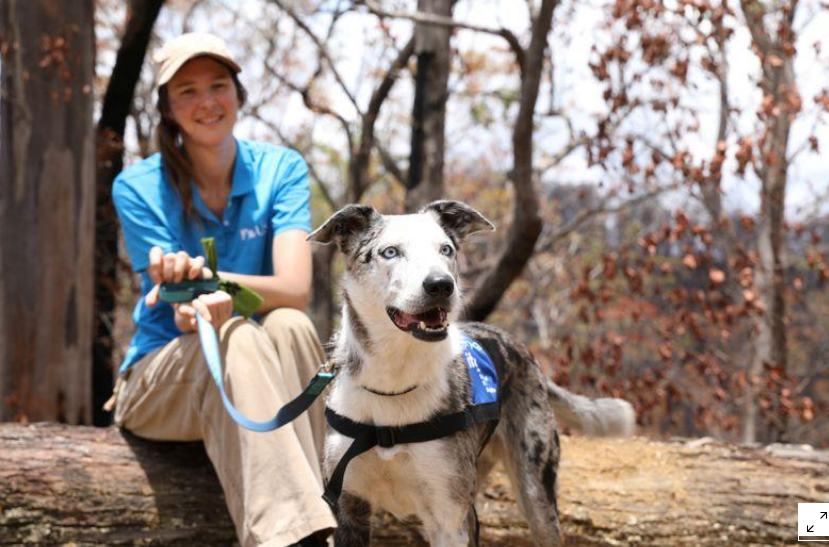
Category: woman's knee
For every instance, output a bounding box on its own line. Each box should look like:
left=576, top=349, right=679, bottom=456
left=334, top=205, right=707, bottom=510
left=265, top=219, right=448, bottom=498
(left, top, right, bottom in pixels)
left=222, top=315, right=264, bottom=340
left=261, top=307, right=319, bottom=340
left=220, top=317, right=274, bottom=361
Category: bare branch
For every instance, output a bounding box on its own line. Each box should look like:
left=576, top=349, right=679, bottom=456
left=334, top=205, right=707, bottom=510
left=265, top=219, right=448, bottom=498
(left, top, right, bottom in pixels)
left=697, top=23, right=730, bottom=227
left=181, top=0, right=208, bottom=33
left=261, top=61, right=355, bottom=153
left=786, top=116, right=821, bottom=164
left=366, top=37, right=415, bottom=129
left=350, top=37, right=416, bottom=199
left=740, top=0, right=774, bottom=80
left=375, top=142, right=407, bottom=186
left=536, top=135, right=589, bottom=176
left=246, top=107, right=338, bottom=211
left=357, top=0, right=526, bottom=74
left=269, top=0, right=363, bottom=115
left=464, top=0, right=558, bottom=321
left=538, top=187, right=672, bottom=252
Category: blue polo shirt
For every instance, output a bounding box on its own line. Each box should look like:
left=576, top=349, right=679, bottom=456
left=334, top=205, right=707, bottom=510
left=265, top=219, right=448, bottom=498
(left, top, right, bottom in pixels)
left=113, top=139, right=311, bottom=373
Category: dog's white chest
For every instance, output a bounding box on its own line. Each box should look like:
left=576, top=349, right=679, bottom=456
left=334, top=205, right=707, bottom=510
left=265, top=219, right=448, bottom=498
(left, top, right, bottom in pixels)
left=375, top=445, right=405, bottom=460
left=327, top=432, right=455, bottom=520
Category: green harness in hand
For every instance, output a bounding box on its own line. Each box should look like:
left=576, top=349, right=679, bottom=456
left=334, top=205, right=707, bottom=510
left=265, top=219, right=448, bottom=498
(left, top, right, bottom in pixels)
left=158, top=238, right=264, bottom=318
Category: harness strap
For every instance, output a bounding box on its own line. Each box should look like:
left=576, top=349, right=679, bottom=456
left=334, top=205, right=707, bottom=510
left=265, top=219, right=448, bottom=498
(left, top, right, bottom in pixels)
left=323, top=402, right=500, bottom=508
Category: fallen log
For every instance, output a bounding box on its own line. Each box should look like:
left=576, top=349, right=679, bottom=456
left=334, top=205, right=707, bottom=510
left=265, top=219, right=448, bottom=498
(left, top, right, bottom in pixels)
left=0, top=424, right=825, bottom=545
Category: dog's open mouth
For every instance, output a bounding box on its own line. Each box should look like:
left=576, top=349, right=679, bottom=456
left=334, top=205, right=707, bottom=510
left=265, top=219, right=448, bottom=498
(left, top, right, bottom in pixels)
left=386, top=307, right=449, bottom=341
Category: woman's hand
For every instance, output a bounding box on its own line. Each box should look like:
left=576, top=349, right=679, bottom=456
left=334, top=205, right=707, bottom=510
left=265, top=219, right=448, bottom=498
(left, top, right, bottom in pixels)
left=173, top=290, right=234, bottom=333
left=145, top=246, right=212, bottom=307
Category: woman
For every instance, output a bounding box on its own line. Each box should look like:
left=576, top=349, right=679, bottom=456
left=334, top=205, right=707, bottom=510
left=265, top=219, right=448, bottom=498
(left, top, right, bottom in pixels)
left=111, top=32, right=336, bottom=547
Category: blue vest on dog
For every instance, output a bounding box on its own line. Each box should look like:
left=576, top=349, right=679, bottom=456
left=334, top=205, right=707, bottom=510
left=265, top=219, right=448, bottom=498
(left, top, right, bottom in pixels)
left=462, top=336, right=499, bottom=405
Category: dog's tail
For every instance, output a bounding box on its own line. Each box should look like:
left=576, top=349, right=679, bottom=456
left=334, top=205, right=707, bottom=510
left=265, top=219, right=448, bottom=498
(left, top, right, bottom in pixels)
left=545, top=380, right=636, bottom=437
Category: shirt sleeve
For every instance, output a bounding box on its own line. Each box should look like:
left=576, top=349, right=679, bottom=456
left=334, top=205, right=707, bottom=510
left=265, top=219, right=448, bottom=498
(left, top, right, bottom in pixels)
left=271, top=149, right=312, bottom=235
left=112, top=176, right=181, bottom=274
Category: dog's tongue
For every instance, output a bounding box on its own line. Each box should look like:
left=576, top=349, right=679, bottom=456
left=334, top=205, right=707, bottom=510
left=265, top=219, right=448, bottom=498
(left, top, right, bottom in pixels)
left=396, top=308, right=446, bottom=328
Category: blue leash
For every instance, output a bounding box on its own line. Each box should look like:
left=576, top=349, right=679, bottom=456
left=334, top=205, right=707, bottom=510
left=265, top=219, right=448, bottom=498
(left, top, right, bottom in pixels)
left=195, top=312, right=336, bottom=432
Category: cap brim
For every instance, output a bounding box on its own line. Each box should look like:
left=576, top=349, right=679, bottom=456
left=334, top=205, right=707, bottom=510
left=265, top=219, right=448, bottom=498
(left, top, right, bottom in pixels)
left=157, top=53, right=242, bottom=86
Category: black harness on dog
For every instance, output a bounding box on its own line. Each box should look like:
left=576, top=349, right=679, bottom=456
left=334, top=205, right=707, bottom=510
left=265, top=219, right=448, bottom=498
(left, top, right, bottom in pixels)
left=322, top=335, right=501, bottom=509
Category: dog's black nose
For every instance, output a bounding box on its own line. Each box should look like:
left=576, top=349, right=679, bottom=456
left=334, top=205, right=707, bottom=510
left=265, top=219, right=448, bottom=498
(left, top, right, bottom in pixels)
left=423, top=274, right=454, bottom=298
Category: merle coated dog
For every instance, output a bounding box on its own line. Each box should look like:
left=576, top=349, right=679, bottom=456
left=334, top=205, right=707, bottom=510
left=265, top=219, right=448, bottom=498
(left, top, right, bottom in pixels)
left=309, top=201, right=635, bottom=547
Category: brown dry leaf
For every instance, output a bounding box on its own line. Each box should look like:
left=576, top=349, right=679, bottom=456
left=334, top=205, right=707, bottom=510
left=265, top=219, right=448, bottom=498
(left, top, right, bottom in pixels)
left=739, top=267, right=753, bottom=287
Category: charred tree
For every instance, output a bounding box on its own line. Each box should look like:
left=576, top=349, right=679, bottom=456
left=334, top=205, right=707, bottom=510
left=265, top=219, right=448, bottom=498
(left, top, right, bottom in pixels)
left=94, top=0, right=164, bottom=427
left=0, top=0, right=95, bottom=423
left=404, top=0, right=454, bottom=212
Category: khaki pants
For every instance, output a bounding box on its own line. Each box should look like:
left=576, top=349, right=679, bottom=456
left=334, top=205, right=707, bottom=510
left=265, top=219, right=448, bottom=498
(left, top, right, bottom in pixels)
left=114, top=308, right=337, bottom=547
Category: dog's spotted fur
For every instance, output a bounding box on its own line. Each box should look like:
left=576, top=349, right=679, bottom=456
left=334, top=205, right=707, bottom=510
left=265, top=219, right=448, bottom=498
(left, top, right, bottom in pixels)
left=309, top=201, right=635, bottom=547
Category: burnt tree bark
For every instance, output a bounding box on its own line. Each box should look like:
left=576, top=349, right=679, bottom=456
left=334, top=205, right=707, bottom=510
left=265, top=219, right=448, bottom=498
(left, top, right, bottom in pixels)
left=310, top=243, right=338, bottom=343
left=1, top=424, right=825, bottom=546
left=404, top=0, right=454, bottom=213
left=0, top=0, right=95, bottom=424
left=94, top=0, right=164, bottom=427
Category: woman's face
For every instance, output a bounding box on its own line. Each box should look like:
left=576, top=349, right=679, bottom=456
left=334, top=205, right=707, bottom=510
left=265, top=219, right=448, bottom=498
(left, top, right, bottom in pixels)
left=166, top=56, right=239, bottom=149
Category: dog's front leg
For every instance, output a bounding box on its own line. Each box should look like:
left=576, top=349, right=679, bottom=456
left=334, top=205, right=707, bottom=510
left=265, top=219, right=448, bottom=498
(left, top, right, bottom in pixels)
left=334, top=492, right=372, bottom=547
left=421, top=506, right=471, bottom=547
left=424, top=527, right=470, bottom=547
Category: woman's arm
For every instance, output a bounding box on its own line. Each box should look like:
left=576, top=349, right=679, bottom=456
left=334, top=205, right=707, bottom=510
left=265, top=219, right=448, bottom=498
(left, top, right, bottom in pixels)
left=219, top=229, right=312, bottom=313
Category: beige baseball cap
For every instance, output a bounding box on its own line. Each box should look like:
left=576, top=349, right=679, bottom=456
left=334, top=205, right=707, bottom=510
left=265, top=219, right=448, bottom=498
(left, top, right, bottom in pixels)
left=153, top=32, right=241, bottom=86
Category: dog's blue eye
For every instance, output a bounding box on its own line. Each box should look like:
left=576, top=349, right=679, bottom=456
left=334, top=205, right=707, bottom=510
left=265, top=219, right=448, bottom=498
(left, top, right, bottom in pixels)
left=381, top=247, right=399, bottom=259
left=440, top=244, right=454, bottom=257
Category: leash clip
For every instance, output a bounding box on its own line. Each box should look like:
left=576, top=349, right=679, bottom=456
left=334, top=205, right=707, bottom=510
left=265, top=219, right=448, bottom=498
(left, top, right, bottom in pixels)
left=306, top=361, right=339, bottom=396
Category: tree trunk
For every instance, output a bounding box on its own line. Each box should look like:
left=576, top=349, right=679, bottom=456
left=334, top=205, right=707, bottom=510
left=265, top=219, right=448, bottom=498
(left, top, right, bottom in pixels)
left=94, top=0, right=165, bottom=427
left=0, top=0, right=95, bottom=424
left=463, top=0, right=557, bottom=322
left=404, top=0, right=453, bottom=213
left=310, top=243, right=338, bottom=344
left=747, top=90, right=791, bottom=445
left=739, top=0, right=795, bottom=444
left=2, top=423, right=825, bottom=546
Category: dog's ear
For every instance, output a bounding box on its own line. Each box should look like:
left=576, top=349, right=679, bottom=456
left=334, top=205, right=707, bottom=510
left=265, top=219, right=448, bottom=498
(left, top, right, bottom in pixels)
left=307, top=204, right=381, bottom=252
left=421, top=200, right=495, bottom=241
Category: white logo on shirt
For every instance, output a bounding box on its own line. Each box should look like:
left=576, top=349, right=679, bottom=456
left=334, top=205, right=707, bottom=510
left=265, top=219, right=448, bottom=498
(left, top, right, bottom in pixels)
left=239, top=222, right=268, bottom=241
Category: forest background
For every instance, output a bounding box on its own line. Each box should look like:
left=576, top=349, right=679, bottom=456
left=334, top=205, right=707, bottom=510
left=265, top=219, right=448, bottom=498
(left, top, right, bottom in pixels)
left=1, top=0, right=828, bottom=448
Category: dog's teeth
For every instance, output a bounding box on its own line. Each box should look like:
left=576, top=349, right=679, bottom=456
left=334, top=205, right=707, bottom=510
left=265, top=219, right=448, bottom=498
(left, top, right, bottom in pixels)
left=419, top=321, right=426, bottom=330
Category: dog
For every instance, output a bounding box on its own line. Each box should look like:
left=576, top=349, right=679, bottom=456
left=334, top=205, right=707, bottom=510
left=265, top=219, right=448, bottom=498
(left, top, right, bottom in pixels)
left=308, top=200, right=635, bottom=547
